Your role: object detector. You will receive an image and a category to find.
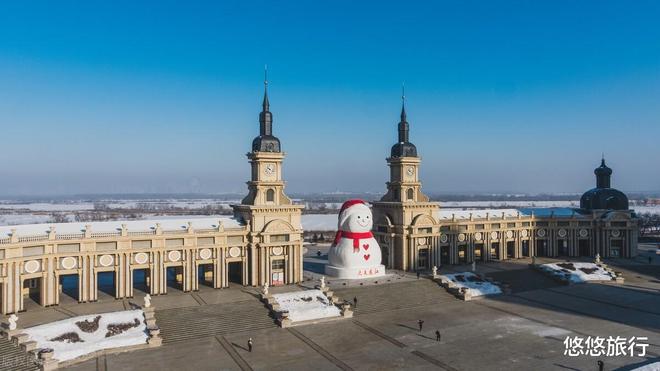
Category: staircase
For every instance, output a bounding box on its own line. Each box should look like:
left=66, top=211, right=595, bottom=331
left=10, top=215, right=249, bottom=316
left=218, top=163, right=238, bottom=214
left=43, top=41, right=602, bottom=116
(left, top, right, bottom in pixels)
left=156, top=299, right=277, bottom=343
left=333, top=279, right=454, bottom=315
left=0, top=337, right=38, bottom=371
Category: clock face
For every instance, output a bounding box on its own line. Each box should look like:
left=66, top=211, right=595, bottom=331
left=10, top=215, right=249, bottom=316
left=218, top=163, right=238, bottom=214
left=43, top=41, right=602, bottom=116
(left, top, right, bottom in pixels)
left=264, top=163, right=275, bottom=175
left=406, top=166, right=414, bottom=176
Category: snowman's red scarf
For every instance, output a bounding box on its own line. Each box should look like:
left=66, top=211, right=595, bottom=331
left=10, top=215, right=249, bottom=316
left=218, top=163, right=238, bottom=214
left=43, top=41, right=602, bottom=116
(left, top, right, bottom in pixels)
left=332, top=230, right=373, bottom=253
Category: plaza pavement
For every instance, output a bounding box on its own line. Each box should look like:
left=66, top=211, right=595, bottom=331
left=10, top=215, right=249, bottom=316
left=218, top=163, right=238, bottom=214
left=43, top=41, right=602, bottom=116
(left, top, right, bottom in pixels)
left=3, top=245, right=660, bottom=371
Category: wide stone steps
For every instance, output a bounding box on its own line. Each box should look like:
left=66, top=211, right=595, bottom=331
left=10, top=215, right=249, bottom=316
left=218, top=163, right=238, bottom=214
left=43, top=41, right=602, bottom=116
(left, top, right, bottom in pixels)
left=0, top=337, right=38, bottom=371
left=156, top=299, right=277, bottom=343
left=333, top=279, right=454, bottom=315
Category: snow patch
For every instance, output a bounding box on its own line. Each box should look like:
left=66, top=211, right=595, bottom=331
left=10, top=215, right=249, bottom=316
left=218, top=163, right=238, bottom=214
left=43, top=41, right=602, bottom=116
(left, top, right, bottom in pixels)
left=539, top=262, right=616, bottom=283
left=631, top=362, right=660, bottom=371
left=271, top=290, right=340, bottom=323
left=439, top=272, right=502, bottom=297
left=22, top=310, right=148, bottom=363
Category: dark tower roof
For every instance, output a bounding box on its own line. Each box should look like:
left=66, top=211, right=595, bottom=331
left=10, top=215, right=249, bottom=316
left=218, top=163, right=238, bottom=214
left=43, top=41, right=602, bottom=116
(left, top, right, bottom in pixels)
left=390, top=88, right=418, bottom=158
left=580, top=157, right=628, bottom=211
left=252, top=68, right=281, bottom=153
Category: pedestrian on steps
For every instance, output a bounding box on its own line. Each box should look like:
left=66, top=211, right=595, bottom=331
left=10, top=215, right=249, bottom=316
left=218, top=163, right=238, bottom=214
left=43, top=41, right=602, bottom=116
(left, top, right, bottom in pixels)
left=248, top=338, right=253, bottom=352
left=416, top=270, right=420, bottom=279
left=353, top=296, right=358, bottom=308
left=435, top=330, right=441, bottom=342
left=418, top=320, right=424, bottom=332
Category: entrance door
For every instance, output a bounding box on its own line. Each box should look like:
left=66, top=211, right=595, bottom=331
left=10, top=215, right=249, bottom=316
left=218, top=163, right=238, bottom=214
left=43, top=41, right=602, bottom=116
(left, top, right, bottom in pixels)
left=166, top=266, right=184, bottom=291
left=59, top=274, right=80, bottom=302
left=97, top=271, right=115, bottom=297
left=418, top=249, right=429, bottom=270
left=133, top=269, right=151, bottom=294
left=610, top=239, right=623, bottom=257
left=558, top=240, right=568, bottom=256
left=490, top=242, right=500, bottom=260
left=228, top=262, right=243, bottom=284
left=536, top=239, right=548, bottom=257
left=23, top=278, right=42, bottom=305
left=506, top=241, right=515, bottom=259
left=198, top=264, right=214, bottom=287
left=458, top=245, right=467, bottom=264
left=475, top=244, right=484, bottom=261
left=578, top=240, right=590, bottom=256
left=440, top=246, right=450, bottom=265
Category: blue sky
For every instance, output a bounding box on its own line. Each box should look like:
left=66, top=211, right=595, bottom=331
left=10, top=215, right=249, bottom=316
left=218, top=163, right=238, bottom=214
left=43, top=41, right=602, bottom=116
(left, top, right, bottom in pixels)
left=1, top=0, right=659, bottom=195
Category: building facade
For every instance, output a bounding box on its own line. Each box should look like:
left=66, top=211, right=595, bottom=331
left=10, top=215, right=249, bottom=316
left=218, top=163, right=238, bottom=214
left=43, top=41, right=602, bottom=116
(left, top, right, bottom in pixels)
left=0, top=87, right=640, bottom=314
left=372, top=100, right=638, bottom=272
left=0, top=82, right=304, bottom=314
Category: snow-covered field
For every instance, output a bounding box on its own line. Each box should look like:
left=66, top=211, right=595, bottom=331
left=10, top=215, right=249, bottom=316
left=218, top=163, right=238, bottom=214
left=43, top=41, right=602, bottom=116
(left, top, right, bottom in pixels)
left=0, top=199, right=658, bottom=228
left=439, top=272, right=502, bottom=297
left=538, top=262, right=616, bottom=283
left=22, top=309, right=147, bottom=363
left=631, top=362, right=660, bottom=371
left=301, top=214, right=337, bottom=231
left=271, top=290, right=341, bottom=323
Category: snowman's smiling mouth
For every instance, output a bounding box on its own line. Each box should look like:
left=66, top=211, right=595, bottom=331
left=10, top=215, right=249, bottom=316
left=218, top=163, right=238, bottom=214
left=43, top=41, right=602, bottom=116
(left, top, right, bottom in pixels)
left=357, top=219, right=369, bottom=227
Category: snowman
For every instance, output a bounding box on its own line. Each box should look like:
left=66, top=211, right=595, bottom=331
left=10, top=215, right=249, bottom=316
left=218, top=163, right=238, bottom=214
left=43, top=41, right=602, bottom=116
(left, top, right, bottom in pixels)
left=325, top=200, right=385, bottom=279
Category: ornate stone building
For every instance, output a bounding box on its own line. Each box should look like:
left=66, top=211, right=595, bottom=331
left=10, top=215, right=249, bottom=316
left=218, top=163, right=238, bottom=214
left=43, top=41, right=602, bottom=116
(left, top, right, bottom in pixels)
left=0, top=81, right=304, bottom=314
left=0, top=86, right=640, bottom=314
left=372, top=100, right=638, bottom=272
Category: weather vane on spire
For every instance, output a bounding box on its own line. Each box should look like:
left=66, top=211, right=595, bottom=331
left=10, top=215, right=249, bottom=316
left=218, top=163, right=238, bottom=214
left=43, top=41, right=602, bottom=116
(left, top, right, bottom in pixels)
left=401, top=82, right=405, bottom=103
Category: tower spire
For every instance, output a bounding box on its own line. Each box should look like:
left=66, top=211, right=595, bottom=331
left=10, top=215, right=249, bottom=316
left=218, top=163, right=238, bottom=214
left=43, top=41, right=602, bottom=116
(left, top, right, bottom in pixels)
left=398, top=83, right=409, bottom=143
left=400, top=83, right=407, bottom=122
left=262, top=64, right=269, bottom=111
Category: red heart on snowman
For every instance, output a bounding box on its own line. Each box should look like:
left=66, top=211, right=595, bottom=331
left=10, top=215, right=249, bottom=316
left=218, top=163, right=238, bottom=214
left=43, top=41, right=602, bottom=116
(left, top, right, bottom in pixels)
left=363, top=254, right=370, bottom=261
left=363, top=244, right=369, bottom=251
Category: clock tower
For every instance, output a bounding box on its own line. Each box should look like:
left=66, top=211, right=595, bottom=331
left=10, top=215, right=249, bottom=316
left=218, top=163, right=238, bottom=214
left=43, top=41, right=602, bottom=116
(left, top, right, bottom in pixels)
left=232, top=74, right=304, bottom=286
left=372, top=94, right=439, bottom=271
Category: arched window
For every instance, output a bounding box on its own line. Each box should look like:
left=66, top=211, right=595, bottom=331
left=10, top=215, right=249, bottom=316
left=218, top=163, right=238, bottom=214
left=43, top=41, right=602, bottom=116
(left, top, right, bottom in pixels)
left=266, top=189, right=275, bottom=202
left=407, top=188, right=414, bottom=201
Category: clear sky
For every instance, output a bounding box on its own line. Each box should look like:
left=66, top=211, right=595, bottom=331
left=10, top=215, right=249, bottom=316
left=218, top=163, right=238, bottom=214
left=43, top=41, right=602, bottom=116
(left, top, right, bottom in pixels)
left=1, top=1, right=659, bottom=196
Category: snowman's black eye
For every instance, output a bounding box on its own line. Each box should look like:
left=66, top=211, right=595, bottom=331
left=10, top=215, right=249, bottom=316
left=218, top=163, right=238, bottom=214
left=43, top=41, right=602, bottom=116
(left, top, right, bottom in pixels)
left=358, top=216, right=361, bottom=219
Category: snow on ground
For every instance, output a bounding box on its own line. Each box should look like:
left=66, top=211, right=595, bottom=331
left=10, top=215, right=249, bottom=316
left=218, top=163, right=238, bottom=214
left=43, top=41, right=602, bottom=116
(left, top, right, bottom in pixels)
left=0, top=214, right=51, bottom=226
left=271, top=289, right=340, bottom=323
left=0, top=217, right=243, bottom=239
left=539, top=262, right=616, bottom=283
left=631, top=362, right=660, bottom=371
left=22, top=309, right=147, bottom=363
left=439, top=272, right=502, bottom=297
left=301, top=214, right=337, bottom=231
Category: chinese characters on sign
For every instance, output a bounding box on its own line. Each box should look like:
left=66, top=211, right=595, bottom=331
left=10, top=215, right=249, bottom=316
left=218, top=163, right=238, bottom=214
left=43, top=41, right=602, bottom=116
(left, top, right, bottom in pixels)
left=357, top=268, right=380, bottom=277
left=563, top=336, right=648, bottom=357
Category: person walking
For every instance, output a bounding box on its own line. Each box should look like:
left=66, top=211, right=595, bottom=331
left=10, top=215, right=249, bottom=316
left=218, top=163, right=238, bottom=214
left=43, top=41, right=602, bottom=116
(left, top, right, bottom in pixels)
left=649, top=256, right=653, bottom=264
left=248, top=338, right=253, bottom=352
left=418, top=319, right=424, bottom=332
left=353, top=296, right=358, bottom=308
left=435, top=330, right=441, bottom=342
left=597, top=360, right=604, bottom=371
left=416, top=270, right=420, bottom=279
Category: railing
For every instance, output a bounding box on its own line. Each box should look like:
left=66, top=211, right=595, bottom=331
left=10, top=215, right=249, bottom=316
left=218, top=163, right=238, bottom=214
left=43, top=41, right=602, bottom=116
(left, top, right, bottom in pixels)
left=18, top=235, right=49, bottom=243
left=56, top=233, right=85, bottom=240
left=128, top=231, right=155, bottom=236
left=91, top=232, right=121, bottom=238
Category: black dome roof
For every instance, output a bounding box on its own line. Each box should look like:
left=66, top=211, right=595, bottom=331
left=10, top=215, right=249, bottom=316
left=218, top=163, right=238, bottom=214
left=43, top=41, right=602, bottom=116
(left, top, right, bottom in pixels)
left=391, top=142, right=417, bottom=158
left=580, top=158, right=628, bottom=211
left=580, top=187, right=628, bottom=210
left=252, top=135, right=281, bottom=152
left=390, top=102, right=418, bottom=158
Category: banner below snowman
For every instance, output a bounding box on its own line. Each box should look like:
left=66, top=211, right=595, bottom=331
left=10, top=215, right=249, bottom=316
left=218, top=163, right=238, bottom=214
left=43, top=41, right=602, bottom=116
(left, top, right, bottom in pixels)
left=325, top=200, right=386, bottom=279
